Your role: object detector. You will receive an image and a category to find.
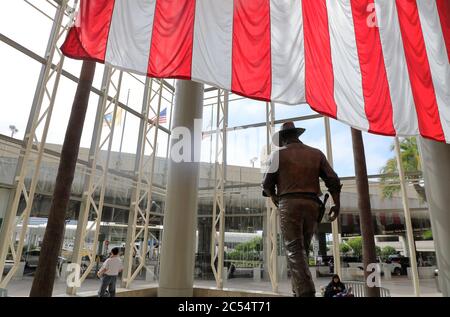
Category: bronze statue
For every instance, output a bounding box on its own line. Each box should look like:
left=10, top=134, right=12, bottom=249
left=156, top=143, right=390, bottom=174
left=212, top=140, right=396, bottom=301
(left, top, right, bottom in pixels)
left=262, top=122, right=342, bottom=297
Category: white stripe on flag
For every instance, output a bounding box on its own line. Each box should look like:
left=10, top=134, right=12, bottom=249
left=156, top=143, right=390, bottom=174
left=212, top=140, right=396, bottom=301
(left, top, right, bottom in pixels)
left=327, top=0, right=369, bottom=131
left=105, top=0, right=156, bottom=74
left=270, top=0, right=305, bottom=104
left=192, top=0, right=234, bottom=90
left=417, top=0, right=450, bottom=142
left=375, top=0, right=418, bottom=136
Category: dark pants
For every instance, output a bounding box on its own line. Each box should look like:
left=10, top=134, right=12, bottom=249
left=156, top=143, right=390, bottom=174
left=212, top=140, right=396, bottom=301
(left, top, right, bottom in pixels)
left=279, top=197, right=319, bottom=297
left=98, top=275, right=117, bottom=297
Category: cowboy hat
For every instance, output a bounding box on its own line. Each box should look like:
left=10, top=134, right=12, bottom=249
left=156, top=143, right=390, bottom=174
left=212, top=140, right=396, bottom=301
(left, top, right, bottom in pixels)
left=272, top=121, right=305, bottom=146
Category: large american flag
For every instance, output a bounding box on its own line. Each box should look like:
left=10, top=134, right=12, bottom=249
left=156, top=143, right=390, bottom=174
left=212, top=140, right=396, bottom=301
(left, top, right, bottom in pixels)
left=62, top=0, right=450, bottom=142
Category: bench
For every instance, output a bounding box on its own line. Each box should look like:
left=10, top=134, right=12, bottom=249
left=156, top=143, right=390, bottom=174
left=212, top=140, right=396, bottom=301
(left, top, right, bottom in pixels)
left=321, top=281, right=391, bottom=297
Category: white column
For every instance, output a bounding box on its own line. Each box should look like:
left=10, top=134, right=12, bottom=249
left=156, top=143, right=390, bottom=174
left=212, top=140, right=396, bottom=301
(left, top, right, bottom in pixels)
left=158, top=80, right=204, bottom=297
left=399, top=235, right=409, bottom=257
left=418, top=138, right=450, bottom=297
left=395, top=138, right=420, bottom=296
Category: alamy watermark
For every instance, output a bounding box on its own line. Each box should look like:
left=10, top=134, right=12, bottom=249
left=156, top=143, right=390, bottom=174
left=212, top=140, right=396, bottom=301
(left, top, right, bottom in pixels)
left=165, top=118, right=280, bottom=173
left=66, top=263, right=82, bottom=288
left=366, top=263, right=382, bottom=288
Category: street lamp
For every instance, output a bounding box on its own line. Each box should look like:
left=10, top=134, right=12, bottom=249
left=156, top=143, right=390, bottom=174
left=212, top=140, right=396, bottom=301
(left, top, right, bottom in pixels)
left=250, top=157, right=258, bottom=168
left=9, top=125, right=18, bottom=138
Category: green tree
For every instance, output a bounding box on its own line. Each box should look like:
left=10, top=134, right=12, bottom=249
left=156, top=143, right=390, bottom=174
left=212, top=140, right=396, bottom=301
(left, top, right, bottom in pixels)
left=340, top=243, right=351, bottom=255
left=346, top=237, right=363, bottom=258
left=379, top=137, right=426, bottom=201
left=422, top=230, right=433, bottom=240
left=376, top=246, right=382, bottom=258
left=381, top=246, right=397, bottom=261
left=227, top=237, right=262, bottom=262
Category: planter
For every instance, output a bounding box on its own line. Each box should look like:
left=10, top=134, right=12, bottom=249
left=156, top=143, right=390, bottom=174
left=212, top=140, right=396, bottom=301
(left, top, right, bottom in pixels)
left=407, top=266, right=436, bottom=279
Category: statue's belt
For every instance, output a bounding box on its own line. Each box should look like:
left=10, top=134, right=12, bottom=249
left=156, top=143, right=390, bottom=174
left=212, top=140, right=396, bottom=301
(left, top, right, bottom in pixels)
left=278, top=192, right=330, bottom=223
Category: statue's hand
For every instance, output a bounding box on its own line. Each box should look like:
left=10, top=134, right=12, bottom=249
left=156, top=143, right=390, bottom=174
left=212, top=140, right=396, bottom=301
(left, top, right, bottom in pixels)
left=328, top=205, right=340, bottom=222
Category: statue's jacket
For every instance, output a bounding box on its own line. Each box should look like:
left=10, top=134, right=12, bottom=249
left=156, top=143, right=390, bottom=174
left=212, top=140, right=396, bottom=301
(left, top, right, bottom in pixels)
left=262, top=141, right=341, bottom=198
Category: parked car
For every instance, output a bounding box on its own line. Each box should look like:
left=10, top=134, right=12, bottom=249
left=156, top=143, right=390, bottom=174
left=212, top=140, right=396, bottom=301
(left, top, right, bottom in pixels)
left=387, top=255, right=410, bottom=275
left=23, top=250, right=40, bottom=268
left=386, top=261, right=403, bottom=276
left=23, top=249, right=66, bottom=270
left=342, top=256, right=361, bottom=267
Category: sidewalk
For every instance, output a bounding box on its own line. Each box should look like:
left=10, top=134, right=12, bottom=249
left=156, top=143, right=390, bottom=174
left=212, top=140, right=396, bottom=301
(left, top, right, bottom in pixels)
left=3, top=275, right=442, bottom=297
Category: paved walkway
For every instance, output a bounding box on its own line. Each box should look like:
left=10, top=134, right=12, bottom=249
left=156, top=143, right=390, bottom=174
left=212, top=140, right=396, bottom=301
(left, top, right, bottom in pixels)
left=196, top=276, right=441, bottom=297
left=3, top=275, right=441, bottom=297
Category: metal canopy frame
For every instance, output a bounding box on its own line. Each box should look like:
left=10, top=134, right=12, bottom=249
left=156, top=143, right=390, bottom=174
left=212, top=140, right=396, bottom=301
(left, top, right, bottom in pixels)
left=67, top=66, right=123, bottom=294
left=0, top=0, right=74, bottom=288
left=0, top=0, right=429, bottom=296
left=324, top=117, right=342, bottom=278
left=210, top=89, right=228, bottom=289
left=122, top=78, right=163, bottom=288
left=265, top=101, right=279, bottom=293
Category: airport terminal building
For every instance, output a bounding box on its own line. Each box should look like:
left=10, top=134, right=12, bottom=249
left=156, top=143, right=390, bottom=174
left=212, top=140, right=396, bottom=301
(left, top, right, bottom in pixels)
left=1, top=0, right=449, bottom=298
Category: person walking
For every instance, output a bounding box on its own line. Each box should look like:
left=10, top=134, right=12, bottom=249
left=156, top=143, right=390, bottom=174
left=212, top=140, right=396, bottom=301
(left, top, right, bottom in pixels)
left=97, top=247, right=123, bottom=297
left=262, top=122, right=342, bottom=297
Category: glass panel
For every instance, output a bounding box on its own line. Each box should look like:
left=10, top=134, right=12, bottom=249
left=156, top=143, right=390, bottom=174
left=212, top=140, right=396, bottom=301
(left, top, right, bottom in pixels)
left=0, top=43, right=42, bottom=139
left=0, top=1, right=54, bottom=57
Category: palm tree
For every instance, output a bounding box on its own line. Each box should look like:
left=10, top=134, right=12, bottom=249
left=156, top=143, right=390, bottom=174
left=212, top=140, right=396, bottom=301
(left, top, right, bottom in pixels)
left=351, top=128, right=380, bottom=297
left=30, top=61, right=96, bottom=297
left=379, top=137, right=426, bottom=201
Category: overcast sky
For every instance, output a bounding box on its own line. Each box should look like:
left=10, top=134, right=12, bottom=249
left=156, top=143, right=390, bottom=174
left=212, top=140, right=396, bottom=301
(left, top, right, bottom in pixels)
left=0, top=0, right=396, bottom=177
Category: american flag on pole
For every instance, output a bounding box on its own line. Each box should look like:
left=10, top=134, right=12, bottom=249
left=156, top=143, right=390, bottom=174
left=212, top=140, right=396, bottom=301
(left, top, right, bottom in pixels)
left=151, top=108, right=167, bottom=124
left=62, top=0, right=450, bottom=142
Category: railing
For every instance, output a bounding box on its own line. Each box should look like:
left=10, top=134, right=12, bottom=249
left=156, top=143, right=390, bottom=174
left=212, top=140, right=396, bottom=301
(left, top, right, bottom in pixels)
left=343, top=281, right=391, bottom=297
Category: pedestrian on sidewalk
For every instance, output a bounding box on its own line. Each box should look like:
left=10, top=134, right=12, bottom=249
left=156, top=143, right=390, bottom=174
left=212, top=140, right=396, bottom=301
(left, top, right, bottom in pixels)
left=97, top=247, right=123, bottom=297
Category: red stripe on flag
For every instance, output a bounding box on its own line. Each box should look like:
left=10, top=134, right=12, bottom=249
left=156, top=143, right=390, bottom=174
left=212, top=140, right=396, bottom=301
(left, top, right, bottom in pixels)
left=148, top=0, right=196, bottom=79
left=73, top=0, right=115, bottom=61
left=61, top=27, right=92, bottom=61
left=231, top=0, right=272, bottom=101
left=396, top=0, right=445, bottom=142
left=351, top=0, right=395, bottom=136
left=302, top=0, right=337, bottom=118
left=437, top=0, right=450, bottom=63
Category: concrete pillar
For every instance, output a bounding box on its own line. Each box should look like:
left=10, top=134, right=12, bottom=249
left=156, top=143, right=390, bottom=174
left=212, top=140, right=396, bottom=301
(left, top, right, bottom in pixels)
left=399, top=234, right=409, bottom=257
left=158, top=80, right=204, bottom=297
left=418, top=138, right=450, bottom=297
